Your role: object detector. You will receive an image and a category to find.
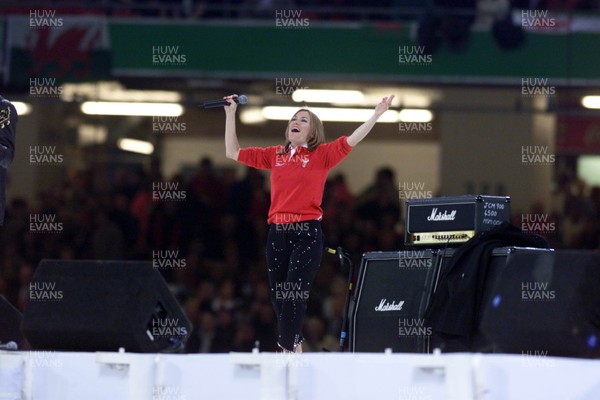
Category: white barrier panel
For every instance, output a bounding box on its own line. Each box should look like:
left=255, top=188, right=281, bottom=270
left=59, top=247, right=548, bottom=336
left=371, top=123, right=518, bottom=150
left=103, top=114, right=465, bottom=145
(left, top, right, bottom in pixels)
left=1, top=350, right=599, bottom=400
left=472, top=354, right=600, bottom=400
left=0, top=352, right=24, bottom=400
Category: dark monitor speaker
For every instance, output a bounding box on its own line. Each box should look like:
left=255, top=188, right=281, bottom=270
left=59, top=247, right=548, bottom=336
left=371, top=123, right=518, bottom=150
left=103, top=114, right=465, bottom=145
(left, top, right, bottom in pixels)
left=480, top=250, right=600, bottom=358
left=0, top=295, right=24, bottom=348
left=431, top=246, right=555, bottom=353
left=21, top=260, right=191, bottom=353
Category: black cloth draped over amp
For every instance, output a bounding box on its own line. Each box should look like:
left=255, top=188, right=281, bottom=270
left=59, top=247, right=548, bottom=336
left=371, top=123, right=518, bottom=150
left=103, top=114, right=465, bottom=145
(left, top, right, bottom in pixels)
left=424, top=222, right=549, bottom=351
left=0, top=96, right=17, bottom=226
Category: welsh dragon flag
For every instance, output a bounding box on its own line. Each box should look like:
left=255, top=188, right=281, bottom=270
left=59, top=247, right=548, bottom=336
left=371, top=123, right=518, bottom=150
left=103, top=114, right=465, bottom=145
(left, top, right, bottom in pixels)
left=6, top=14, right=111, bottom=85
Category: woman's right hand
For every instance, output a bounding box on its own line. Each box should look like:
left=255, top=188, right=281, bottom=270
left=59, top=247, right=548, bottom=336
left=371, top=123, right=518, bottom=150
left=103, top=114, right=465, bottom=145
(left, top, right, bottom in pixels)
left=224, top=94, right=238, bottom=115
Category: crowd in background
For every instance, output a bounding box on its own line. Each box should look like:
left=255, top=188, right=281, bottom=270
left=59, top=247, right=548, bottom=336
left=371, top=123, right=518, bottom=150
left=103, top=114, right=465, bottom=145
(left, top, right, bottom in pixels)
left=0, top=156, right=597, bottom=353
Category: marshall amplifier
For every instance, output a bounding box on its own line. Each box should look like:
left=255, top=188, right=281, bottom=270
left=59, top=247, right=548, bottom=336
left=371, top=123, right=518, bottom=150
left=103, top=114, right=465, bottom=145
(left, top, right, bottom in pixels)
left=405, top=195, right=511, bottom=247
left=350, top=250, right=439, bottom=353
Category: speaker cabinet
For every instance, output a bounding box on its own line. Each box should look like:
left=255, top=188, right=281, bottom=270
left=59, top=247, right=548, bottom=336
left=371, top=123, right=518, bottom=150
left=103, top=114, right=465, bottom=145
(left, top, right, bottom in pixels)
left=0, top=295, right=24, bottom=347
left=481, top=250, right=600, bottom=358
left=431, top=246, right=555, bottom=352
left=350, top=250, right=438, bottom=352
left=21, top=260, right=191, bottom=353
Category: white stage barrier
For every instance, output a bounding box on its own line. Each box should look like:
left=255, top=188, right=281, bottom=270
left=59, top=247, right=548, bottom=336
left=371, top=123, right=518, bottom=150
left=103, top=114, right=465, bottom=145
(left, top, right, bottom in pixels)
left=0, top=350, right=599, bottom=400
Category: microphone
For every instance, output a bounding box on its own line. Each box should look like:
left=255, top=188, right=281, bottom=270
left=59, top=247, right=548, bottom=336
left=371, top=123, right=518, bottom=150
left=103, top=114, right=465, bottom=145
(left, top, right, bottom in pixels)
left=201, top=95, right=248, bottom=109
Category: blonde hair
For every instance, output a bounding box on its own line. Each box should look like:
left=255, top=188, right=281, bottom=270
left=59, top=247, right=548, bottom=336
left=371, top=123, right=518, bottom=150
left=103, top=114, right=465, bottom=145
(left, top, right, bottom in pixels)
left=279, top=108, right=325, bottom=153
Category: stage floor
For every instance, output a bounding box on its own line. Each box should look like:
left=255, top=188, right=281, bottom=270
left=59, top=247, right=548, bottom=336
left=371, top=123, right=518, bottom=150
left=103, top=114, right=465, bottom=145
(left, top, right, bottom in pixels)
left=1, top=350, right=599, bottom=399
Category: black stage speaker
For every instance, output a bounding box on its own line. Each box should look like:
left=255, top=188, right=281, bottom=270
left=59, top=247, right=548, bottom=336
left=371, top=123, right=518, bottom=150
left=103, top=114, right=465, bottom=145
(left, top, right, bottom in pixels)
left=21, top=260, right=191, bottom=353
left=350, top=250, right=438, bottom=352
left=0, top=295, right=24, bottom=348
left=431, top=247, right=554, bottom=352
left=480, top=250, right=600, bottom=358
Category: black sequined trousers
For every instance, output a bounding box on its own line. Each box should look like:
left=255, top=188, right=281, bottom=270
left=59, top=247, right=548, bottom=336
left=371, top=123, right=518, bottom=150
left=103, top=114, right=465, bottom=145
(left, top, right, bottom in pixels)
left=266, top=220, right=323, bottom=351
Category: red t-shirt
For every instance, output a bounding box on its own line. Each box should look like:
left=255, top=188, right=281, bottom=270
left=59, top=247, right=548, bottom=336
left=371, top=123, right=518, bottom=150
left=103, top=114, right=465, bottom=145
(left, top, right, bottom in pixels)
left=237, top=136, right=352, bottom=224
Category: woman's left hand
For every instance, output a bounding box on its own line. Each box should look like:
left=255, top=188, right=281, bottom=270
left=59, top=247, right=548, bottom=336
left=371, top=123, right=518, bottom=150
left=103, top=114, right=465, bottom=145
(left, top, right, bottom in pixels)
left=374, top=95, right=395, bottom=117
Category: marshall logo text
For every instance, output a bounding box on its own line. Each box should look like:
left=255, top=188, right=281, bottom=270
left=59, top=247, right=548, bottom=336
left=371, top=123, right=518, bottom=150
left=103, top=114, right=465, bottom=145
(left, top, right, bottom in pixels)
left=374, top=299, right=404, bottom=312
left=426, top=208, right=457, bottom=222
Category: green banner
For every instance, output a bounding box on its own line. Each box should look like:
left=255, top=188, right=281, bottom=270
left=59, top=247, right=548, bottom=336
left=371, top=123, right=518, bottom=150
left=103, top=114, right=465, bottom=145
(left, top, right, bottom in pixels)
left=108, top=20, right=600, bottom=83
left=7, top=15, right=600, bottom=84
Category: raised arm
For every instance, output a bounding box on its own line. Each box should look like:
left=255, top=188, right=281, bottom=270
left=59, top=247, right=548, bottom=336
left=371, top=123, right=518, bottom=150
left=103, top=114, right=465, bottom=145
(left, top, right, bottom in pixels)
left=346, top=95, right=395, bottom=147
left=224, top=94, right=241, bottom=160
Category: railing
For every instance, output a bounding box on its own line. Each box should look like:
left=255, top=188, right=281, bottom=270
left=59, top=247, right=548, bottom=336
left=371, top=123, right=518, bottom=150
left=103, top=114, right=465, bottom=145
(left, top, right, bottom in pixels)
left=0, top=1, right=493, bottom=21
left=4, top=1, right=599, bottom=24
